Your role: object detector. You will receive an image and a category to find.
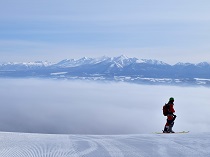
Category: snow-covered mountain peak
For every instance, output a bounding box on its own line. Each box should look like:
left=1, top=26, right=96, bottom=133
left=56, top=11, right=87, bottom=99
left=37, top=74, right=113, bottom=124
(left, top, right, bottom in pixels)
left=26, top=56, right=169, bottom=68
left=114, top=55, right=129, bottom=60
left=175, top=62, right=194, bottom=66
left=141, top=59, right=168, bottom=65
left=110, top=55, right=139, bottom=67
left=78, top=57, right=92, bottom=61
left=77, top=57, right=95, bottom=64
left=56, top=59, right=76, bottom=67
left=3, top=61, right=51, bottom=67
left=25, top=61, right=52, bottom=66
left=94, top=56, right=111, bottom=63
left=196, top=62, right=210, bottom=67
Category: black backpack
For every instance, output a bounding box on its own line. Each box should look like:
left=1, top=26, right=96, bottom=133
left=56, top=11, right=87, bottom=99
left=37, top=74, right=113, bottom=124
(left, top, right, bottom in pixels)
left=163, top=103, right=169, bottom=116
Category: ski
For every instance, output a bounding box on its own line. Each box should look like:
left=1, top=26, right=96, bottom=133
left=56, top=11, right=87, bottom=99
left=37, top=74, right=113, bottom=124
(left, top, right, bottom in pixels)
left=155, top=131, right=189, bottom=134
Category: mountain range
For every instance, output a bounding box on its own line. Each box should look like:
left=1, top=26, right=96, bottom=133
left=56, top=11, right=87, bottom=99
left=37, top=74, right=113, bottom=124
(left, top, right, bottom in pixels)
left=0, top=55, right=210, bottom=86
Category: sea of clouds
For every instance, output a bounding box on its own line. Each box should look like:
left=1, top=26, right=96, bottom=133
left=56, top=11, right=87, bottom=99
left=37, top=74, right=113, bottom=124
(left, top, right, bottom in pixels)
left=0, top=78, right=209, bottom=134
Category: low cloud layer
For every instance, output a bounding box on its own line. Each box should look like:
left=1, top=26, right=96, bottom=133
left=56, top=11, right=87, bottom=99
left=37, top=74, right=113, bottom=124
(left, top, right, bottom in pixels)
left=0, top=78, right=209, bottom=134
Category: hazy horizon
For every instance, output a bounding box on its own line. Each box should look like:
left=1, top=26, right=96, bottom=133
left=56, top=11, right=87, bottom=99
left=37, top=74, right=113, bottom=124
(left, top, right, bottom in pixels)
left=1, top=55, right=210, bottom=65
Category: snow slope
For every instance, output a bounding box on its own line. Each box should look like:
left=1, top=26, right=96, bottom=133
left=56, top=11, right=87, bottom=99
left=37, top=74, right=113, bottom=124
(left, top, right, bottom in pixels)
left=0, top=132, right=209, bottom=157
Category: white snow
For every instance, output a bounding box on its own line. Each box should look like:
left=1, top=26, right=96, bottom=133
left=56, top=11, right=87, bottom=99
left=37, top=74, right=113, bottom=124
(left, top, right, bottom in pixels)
left=174, top=62, right=194, bottom=66
left=4, top=61, right=52, bottom=66
left=140, top=59, right=168, bottom=65
left=0, top=131, right=209, bottom=157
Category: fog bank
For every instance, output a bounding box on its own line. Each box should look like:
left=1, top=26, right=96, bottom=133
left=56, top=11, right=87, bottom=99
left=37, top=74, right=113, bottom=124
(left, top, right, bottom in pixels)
left=0, top=78, right=209, bottom=134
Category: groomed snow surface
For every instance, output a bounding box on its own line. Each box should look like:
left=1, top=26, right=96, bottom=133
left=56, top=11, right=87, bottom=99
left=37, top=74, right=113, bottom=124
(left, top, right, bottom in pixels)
left=0, top=132, right=210, bottom=157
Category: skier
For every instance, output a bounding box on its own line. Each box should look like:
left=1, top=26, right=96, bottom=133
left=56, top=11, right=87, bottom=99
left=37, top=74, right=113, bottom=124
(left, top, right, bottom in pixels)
left=163, top=97, right=176, bottom=133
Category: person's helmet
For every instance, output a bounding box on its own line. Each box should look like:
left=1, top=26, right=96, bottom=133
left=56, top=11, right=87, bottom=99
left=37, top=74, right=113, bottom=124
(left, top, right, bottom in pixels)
left=169, top=97, right=174, bottom=101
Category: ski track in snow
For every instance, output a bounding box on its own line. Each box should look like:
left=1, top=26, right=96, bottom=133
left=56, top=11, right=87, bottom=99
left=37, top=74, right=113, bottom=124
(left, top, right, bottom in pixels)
left=0, top=132, right=210, bottom=157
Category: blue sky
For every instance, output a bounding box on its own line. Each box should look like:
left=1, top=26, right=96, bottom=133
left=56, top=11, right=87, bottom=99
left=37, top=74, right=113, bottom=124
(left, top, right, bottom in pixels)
left=1, top=0, right=210, bottom=64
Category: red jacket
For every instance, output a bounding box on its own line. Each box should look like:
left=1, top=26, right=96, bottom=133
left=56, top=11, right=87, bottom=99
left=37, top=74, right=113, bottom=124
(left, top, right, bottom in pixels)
left=166, top=102, right=175, bottom=121
left=169, top=103, right=175, bottom=113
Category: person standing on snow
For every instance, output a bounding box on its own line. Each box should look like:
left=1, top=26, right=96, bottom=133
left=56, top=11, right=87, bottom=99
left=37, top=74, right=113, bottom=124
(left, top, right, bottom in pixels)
left=163, top=97, right=177, bottom=133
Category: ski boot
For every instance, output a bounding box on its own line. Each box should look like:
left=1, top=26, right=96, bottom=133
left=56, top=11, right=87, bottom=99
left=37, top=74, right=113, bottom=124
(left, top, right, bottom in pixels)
left=169, top=125, right=175, bottom=133
left=163, top=126, right=170, bottom=133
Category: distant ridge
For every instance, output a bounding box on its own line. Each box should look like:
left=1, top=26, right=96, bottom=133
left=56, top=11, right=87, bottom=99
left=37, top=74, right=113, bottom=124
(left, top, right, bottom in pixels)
left=0, top=55, right=210, bottom=86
